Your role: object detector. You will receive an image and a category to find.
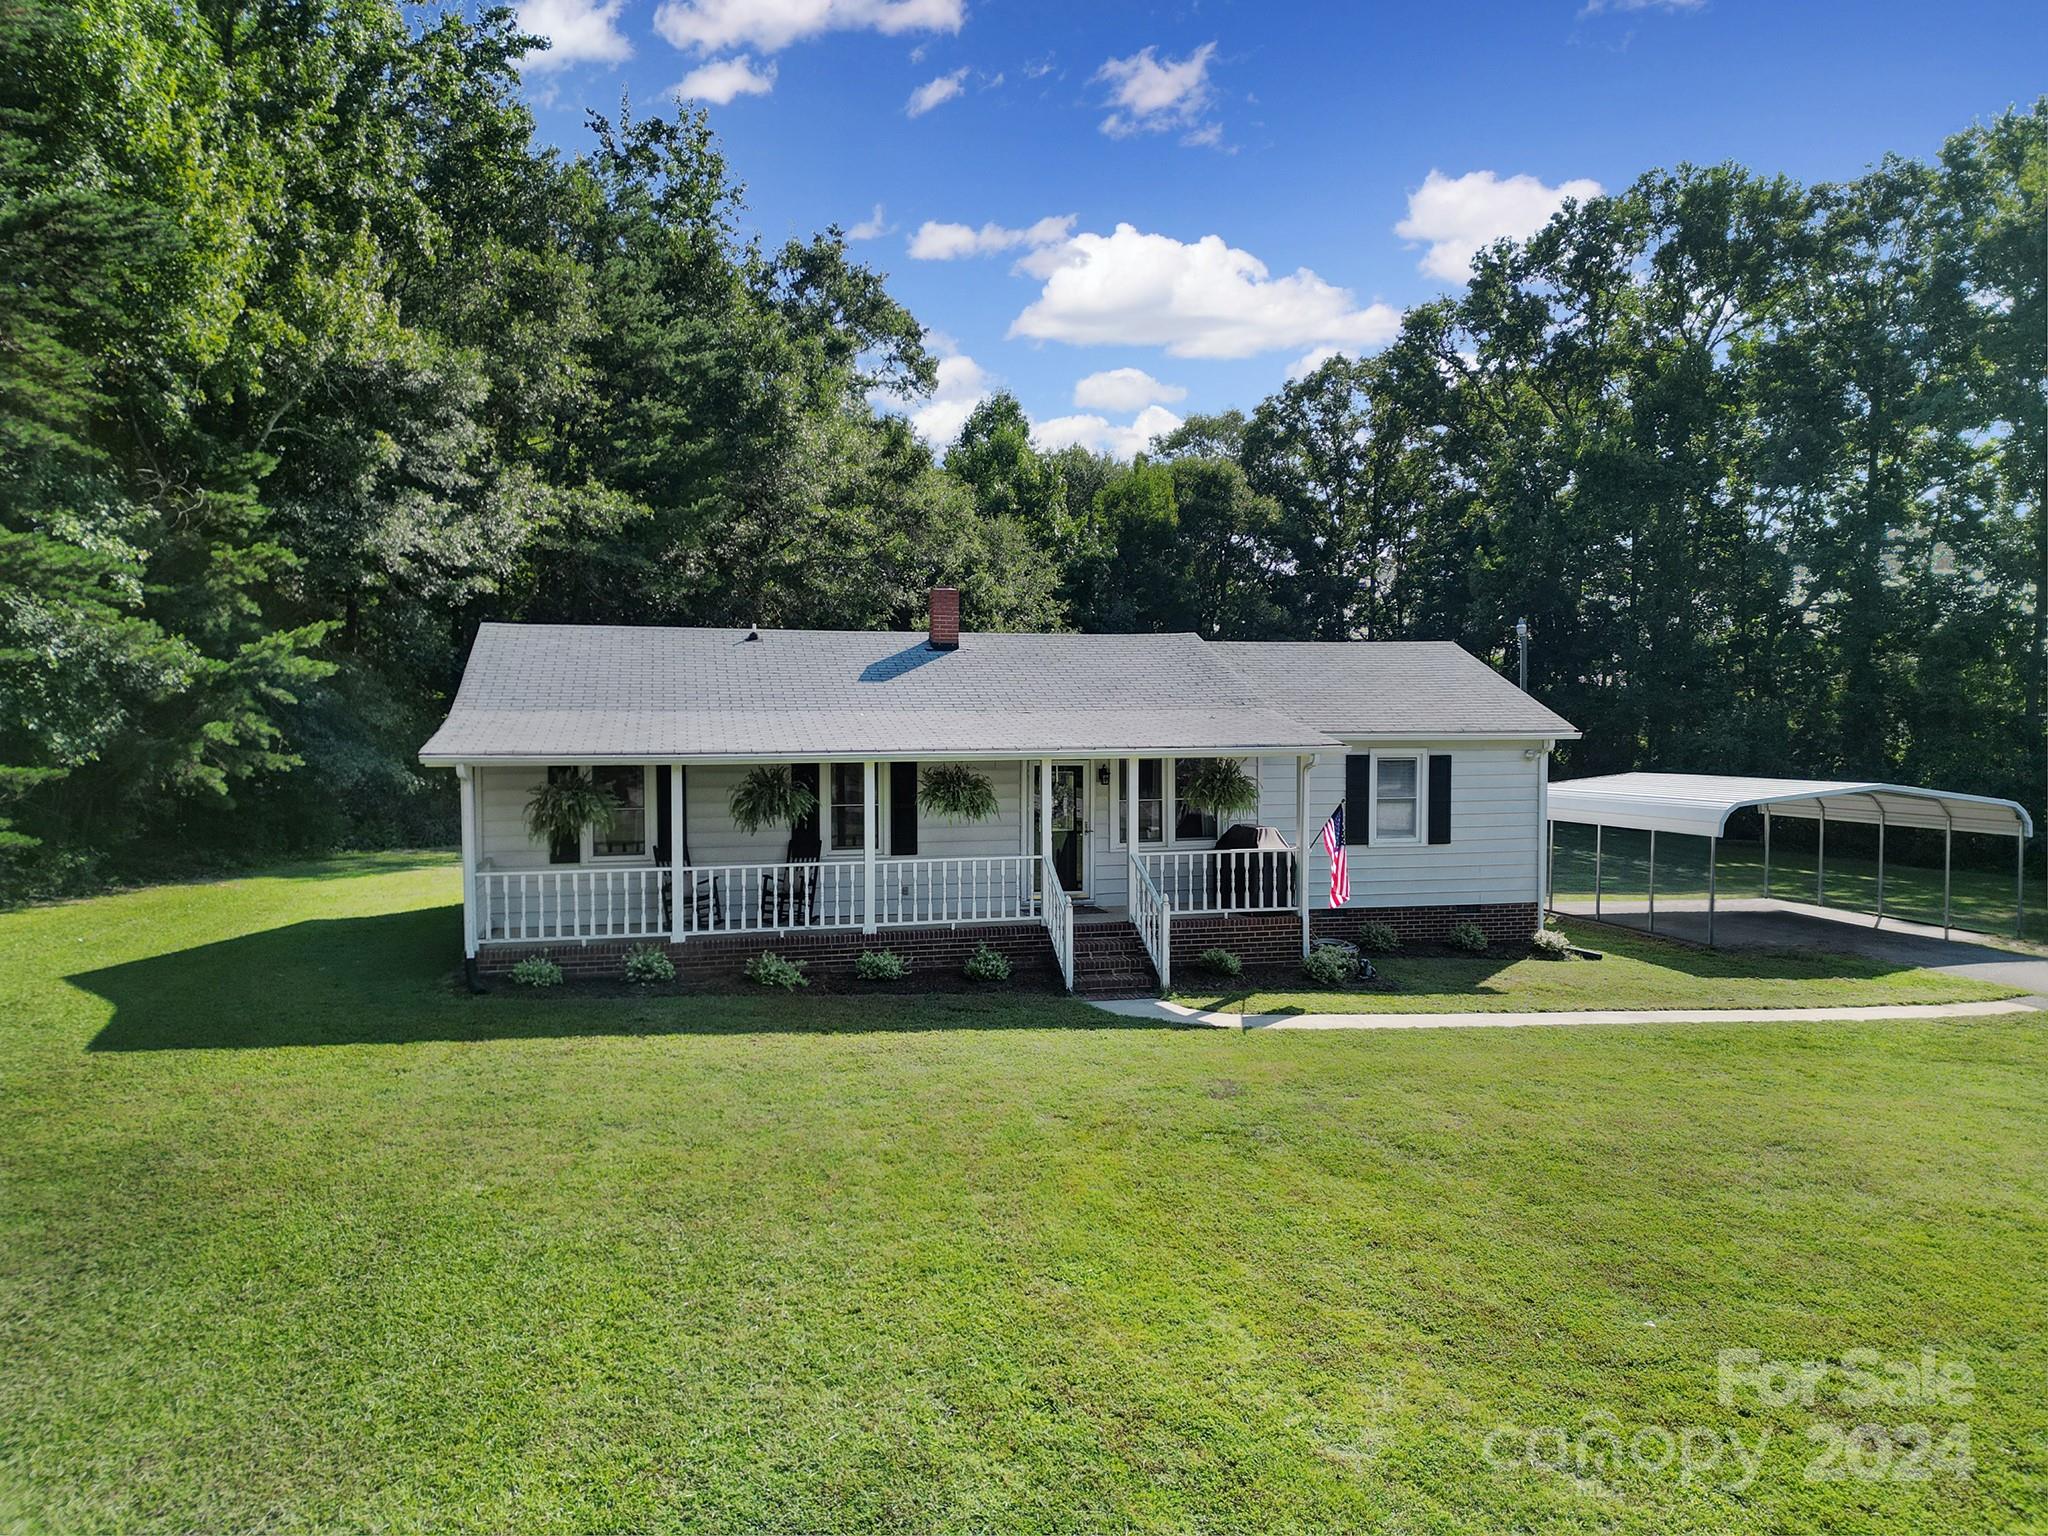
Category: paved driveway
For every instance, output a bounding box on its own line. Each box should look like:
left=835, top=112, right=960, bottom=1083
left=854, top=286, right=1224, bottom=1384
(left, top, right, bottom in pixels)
left=1552, top=896, right=2048, bottom=999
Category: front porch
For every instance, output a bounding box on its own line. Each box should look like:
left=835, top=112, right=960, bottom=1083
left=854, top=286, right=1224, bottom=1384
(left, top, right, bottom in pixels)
left=454, top=753, right=1320, bottom=991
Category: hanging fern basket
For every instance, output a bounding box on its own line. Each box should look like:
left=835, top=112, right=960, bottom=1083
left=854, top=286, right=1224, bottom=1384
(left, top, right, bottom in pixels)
left=729, top=765, right=818, bottom=835
left=1179, top=758, right=1260, bottom=818
left=918, top=763, right=1000, bottom=823
left=526, top=771, right=617, bottom=847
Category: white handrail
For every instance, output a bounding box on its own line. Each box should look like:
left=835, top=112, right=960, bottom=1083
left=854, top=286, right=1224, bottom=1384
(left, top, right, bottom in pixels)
left=873, top=854, right=1040, bottom=928
left=475, top=866, right=668, bottom=944
left=1127, top=852, right=1171, bottom=992
left=1042, top=872, right=1076, bottom=991
left=1138, top=847, right=1296, bottom=913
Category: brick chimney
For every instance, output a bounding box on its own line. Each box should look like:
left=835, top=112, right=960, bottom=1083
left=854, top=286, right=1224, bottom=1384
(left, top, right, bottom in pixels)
left=927, top=586, right=960, bottom=650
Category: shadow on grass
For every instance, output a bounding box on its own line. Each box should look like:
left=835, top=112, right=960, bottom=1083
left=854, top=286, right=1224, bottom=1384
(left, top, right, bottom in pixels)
left=75, top=904, right=1171, bottom=1051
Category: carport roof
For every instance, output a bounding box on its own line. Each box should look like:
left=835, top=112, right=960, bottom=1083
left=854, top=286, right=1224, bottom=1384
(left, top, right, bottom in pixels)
left=1547, top=772, right=2032, bottom=840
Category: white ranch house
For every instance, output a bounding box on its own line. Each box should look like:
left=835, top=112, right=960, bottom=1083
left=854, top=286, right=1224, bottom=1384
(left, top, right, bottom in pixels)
left=419, top=590, right=1579, bottom=992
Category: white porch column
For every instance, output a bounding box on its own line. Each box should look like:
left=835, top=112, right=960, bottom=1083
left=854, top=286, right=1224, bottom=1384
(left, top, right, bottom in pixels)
left=669, top=763, right=685, bottom=944
left=457, top=764, right=479, bottom=959
left=1039, top=757, right=1053, bottom=903
left=1296, top=753, right=1312, bottom=957
left=1124, top=755, right=1139, bottom=875
left=1536, top=743, right=1551, bottom=935
left=862, top=759, right=878, bottom=935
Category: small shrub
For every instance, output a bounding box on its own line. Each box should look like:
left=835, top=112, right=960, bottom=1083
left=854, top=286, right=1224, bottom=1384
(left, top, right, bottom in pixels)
left=1302, top=942, right=1361, bottom=986
left=854, top=949, right=910, bottom=981
left=744, top=951, right=809, bottom=989
left=508, top=954, right=563, bottom=988
left=1356, top=919, right=1399, bottom=954
left=1447, top=920, right=1489, bottom=954
left=1198, top=946, right=1243, bottom=978
left=623, top=943, right=676, bottom=984
left=1530, top=927, right=1576, bottom=961
left=963, top=944, right=1011, bottom=983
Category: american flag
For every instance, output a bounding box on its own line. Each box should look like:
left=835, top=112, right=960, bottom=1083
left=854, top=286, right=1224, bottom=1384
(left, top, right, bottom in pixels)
left=1321, top=804, right=1350, bottom=906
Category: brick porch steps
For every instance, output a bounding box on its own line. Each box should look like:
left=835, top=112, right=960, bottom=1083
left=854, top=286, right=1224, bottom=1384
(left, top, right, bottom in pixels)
left=1073, top=920, right=1159, bottom=998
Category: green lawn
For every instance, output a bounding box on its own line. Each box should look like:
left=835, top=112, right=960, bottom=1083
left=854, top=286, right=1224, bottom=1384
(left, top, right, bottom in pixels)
left=1550, top=826, right=2041, bottom=942
left=3, top=855, right=2044, bottom=1535
left=1172, top=919, right=2019, bottom=1016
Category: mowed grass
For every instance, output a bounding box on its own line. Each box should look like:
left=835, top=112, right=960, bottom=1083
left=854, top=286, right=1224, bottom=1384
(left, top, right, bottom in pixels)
left=1, top=854, right=2044, bottom=1535
left=1171, top=919, right=2019, bottom=1016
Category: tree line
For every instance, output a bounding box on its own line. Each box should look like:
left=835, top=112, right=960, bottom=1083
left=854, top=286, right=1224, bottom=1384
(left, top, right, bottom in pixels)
left=2, top=0, right=2042, bottom=898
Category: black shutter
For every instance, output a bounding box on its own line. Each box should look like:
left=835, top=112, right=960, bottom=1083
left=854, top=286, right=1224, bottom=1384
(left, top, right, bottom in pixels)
left=1345, top=753, right=1372, bottom=846
left=890, top=762, right=918, bottom=855
left=1428, top=754, right=1453, bottom=844
left=792, top=763, right=821, bottom=856
left=654, top=765, right=673, bottom=865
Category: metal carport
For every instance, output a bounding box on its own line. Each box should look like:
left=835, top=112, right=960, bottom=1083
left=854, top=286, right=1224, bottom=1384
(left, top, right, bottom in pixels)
left=1546, top=773, right=2034, bottom=944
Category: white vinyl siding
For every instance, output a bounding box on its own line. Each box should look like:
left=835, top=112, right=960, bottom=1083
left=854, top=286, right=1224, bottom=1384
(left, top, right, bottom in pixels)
left=1259, top=743, right=1542, bottom=911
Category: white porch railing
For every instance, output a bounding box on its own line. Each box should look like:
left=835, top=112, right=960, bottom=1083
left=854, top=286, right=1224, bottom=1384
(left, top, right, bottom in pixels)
left=1042, top=873, right=1076, bottom=991
left=476, top=867, right=668, bottom=944
left=475, top=854, right=1051, bottom=945
left=1128, top=852, right=1171, bottom=992
left=674, top=861, right=865, bottom=934
left=1138, top=847, right=1296, bottom=914
left=874, top=855, right=1040, bottom=927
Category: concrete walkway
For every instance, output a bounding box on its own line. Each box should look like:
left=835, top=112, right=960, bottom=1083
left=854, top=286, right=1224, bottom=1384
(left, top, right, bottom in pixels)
left=1551, top=896, right=2048, bottom=997
left=1089, top=996, right=2041, bottom=1032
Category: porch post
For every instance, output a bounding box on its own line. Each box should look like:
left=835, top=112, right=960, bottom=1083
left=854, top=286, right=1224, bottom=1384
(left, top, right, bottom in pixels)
left=1038, top=757, right=1053, bottom=903
left=1296, top=753, right=1312, bottom=958
left=1124, top=755, right=1139, bottom=872
left=669, top=761, right=685, bottom=944
left=861, top=759, right=877, bottom=935
left=457, top=764, right=479, bottom=959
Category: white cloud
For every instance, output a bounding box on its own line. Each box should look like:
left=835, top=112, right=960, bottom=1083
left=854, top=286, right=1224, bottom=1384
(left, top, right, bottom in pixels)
left=655, top=0, right=963, bottom=55
left=907, top=214, right=1074, bottom=261
left=1287, top=345, right=1344, bottom=378
left=1032, top=404, right=1183, bottom=460
left=1007, top=223, right=1401, bottom=360
left=1580, top=0, right=1705, bottom=13
left=1096, top=42, right=1216, bottom=138
left=1395, top=169, right=1604, bottom=281
left=1072, top=367, right=1185, bottom=413
left=893, top=345, right=993, bottom=449
left=906, top=67, right=967, bottom=116
left=675, top=54, right=778, bottom=101
left=848, top=203, right=891, bottom=240
left=516, top=0, right=632, bottom=71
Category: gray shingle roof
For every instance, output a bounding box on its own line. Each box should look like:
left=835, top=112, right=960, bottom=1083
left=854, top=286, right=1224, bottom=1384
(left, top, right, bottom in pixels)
left=1208, top=641, right=1578, bottom=739
left=418, top=624, right=1577, bottom=763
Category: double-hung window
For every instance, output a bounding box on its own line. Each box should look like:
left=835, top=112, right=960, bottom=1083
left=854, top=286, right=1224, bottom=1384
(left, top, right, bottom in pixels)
left=1173, top=758, right=1218, bottom=841
left=546, top=765, right=650, bottom=863
left=1374, top=756, right=1421, bottom=843
left=1118, top=759, right=1165, bottom=844
left=829, top=763, right=865, bottom=852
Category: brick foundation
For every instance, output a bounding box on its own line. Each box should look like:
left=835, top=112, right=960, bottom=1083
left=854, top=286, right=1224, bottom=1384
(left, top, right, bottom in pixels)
left=474, top=920, right=1059, bottom=984
left=1169, top=902, right=1539, bottom=969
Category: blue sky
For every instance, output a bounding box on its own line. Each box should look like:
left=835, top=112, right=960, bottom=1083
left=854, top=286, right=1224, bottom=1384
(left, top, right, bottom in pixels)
left=508, top=0, right=2048, bottom=455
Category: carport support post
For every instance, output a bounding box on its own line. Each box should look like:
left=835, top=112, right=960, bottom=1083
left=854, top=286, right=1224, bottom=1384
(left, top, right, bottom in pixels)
left=1872, top=794, right=1886, bottom=929
left=1647, top=829, right=1657, bottom=934
left=1762, top=810, right=1771, bottom=897
left=1594, top=825, right=1603, bottom=915
left=2017, top=834, right=2026, bottom=940
left=1707, top=835, right=1717, bottom=947
left=1817, top=803, right=1827, bottom=908
left=1941, top=812, right=1952, bottom=939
